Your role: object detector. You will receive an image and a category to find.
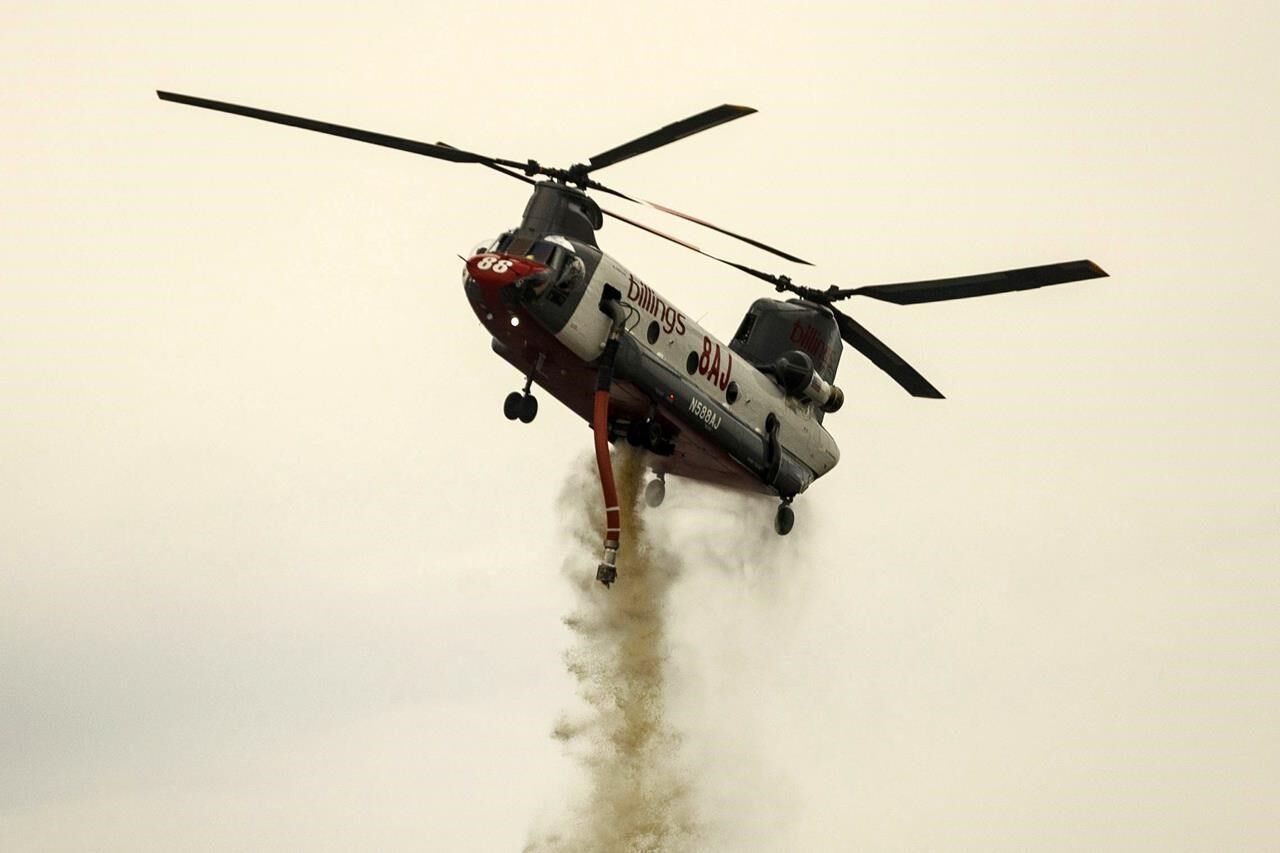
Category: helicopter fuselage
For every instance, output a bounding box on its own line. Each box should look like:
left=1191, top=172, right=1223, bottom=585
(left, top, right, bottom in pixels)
left=462, top=226, right=840, bottom=498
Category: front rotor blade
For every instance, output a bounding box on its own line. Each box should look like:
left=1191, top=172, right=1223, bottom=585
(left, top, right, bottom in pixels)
left=643, top=200, right=812, bottom=265
left=587, top=104, right=755, bottom=172
left=599, top=207, right=796, bottom=289
left=157, top=91, right=522, bottom=168
left=586, top=178, right=811, bottom=265
left=832, top=308, right=945, bottom=399
left=583, top=180, right=642, bottom=204
left=600, top=207, right=702, bottom=251
left=437, top=140, right=537, bottom=186
left=584, top=104, right=809, bottom=265
left=837, top=259, right=1108, bottom=305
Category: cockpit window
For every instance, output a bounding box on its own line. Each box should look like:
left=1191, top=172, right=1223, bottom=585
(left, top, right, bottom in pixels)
left=529, top=241, right=562, bottom=266
left=560, top=255, right=585, bottom=286
left=485, top=232, right=511, bottom=253
left=523, top=240, right=584, bottom=302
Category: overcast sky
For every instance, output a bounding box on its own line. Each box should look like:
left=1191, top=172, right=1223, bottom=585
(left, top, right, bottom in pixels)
left=3, top=2, right=1279, bottom=850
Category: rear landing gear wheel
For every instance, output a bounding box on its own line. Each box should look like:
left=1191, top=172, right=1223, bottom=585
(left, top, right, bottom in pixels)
left=627, top=419, right=664, bottom=449
left=626, top=420, right=647, bottom=447
left=644, top=477, right=666, bottom=508
left=503, top=391, right=522, bottom=421
left=774, top=501, right=795, bottom=536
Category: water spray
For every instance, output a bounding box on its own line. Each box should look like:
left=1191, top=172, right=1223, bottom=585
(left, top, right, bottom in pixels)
left=526, top=448, right=699, bottom=852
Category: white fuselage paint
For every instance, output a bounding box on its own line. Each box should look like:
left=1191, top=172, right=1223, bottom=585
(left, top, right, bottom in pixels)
left=554, top=249, right=840, bottom=479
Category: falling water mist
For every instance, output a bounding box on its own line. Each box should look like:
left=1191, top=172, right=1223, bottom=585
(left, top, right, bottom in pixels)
left=525, top=446, right=699, bottom=852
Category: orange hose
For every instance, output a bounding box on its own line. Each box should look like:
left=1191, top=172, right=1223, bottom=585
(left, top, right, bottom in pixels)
left=592, top=389, right=620, bottom=549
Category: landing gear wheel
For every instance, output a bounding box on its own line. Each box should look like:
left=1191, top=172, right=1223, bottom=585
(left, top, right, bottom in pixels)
left=774, top=502, right=795, bottom=536
left=764, top=413, right=782, bottom=487
left=644, top=478, right=666, bottom=508
left=626, top=419, right=665, bottom=449
left=518, top=393, right=538, bottom=424
left=503, top=391, right=523, bottom=421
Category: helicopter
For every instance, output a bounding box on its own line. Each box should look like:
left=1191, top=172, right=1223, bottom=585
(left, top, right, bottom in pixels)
left=157, top=91, right=1108, bottom=586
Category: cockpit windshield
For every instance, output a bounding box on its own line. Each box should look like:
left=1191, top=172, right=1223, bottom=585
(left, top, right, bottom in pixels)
left=494, top=234, right=585, bottom=303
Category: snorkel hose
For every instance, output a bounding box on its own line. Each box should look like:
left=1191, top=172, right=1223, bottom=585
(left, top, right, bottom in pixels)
left=593, top=289, right=628, bottom=587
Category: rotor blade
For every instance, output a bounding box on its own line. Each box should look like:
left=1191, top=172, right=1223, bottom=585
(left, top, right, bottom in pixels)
left=832, top=307, right=945, bottom=399
left=582, top=103, right=809, bottom=264
left=600, top=207, right=702, bottom=251
left=836, top=259, right=1108, bottom=305
left=599, top=207, right=799, bottom=290
left=599, top=206, right=746, bottom=267
left=437, top=140, right=537, bottom=186
left=157, top=91, right=525, bottom=168
left=441, top=137, right=812, bottom=272
left=642, top=200, right=812, bottom=265
left=586, top=178, right=811, bottom=265
left=587, top=104, right=756, bottom=172
left=583, top=179, right=641, bottom=204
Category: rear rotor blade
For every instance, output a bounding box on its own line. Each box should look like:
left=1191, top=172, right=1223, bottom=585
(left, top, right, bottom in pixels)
left=587, top=104, right=756, bottom=172
left=157, top=91, right=524, bottom=168
left=832, top=307, right=945, bottom=399
left=836, top=259, right=1108, bottom=305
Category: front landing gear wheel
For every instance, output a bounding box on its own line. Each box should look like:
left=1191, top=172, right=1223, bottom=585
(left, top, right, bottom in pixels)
left=507, top=357, right=542, bottom=424
left=518, top=393, right=538, bottom=423
left=504, top=392, right=538, bottom=423
left=503, top=392, right=522, bottom=421
left=644, top=477, right=666, bottom=508
left=774, top=501, right=795, bottom=536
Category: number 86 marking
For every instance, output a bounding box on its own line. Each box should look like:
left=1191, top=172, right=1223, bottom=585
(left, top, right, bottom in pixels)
left=476, top=255, right=513, bottom=274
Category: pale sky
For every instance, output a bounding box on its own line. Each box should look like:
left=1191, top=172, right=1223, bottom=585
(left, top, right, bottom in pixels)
left=3, top=2, right=1279, bottom=851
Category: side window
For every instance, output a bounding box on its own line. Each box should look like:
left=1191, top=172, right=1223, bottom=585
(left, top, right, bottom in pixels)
left=557, top=256, right=585, bottom=292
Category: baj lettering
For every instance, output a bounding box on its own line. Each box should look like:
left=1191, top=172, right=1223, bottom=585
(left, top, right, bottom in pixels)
left=697, top=335, right=734, bottom=392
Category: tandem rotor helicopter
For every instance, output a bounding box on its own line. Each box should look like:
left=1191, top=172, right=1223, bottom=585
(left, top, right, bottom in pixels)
left=158, top=91, right=1107, bottom=586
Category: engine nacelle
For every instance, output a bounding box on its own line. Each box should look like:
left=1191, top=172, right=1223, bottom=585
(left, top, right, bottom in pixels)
left=769, top=350, right=844, bottom=413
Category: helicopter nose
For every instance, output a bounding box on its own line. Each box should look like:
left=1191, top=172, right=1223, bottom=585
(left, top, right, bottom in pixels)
left=465, top=252, right=547, bottom=290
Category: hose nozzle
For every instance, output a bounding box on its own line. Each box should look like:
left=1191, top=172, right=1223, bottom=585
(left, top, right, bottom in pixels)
left=596, top=543, right=619, bottom=587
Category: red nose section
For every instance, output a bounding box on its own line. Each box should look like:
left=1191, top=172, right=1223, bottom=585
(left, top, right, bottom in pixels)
left=466, top=252, right=548, bottom=288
